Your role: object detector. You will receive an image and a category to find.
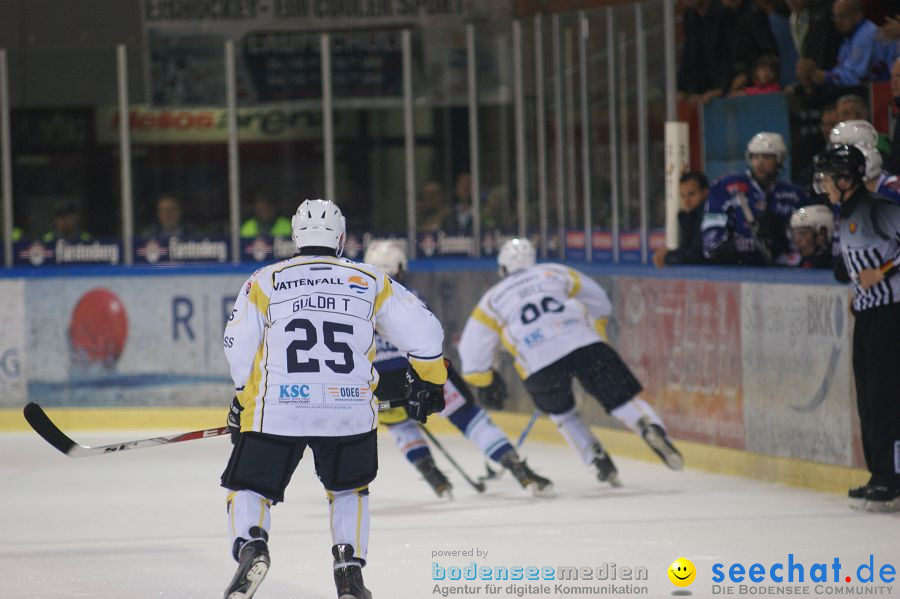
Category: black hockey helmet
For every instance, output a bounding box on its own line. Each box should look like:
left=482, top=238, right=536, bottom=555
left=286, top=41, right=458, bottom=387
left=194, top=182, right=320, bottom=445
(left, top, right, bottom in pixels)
left=813, top=144, right=866, bottom=184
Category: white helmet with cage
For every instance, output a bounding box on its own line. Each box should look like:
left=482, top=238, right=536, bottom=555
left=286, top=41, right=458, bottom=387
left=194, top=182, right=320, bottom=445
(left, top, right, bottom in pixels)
left=745, top=132, right=788, bottom=164
left=291, top=199, right=346, bottom=254
left=855, top=143, right=883, bottom=182
left=497, top=238, right=536, bottom=276
left=829, top=120, right=878, bottom=148
left=363, top=240, right=408, bottom=277
left=789, top=204, right=834, bottom=238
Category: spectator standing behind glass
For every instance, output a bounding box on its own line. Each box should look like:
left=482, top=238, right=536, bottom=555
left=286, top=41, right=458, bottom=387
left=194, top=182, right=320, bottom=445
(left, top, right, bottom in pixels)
left=702, top=132, right=810, bottom=265
left=653, top=171, right=709, bottom=268
left=141, top=194, right=190, bottom=239
left=240, top=192, right=292, bottom=238
left=441, top=173, right=475, bottom=234
left=677, top=0, right=736, bottom=104
left=787, top=204, right=835, bottom=267
left=796, top=0, right=891, bottom=87
left=787, top=0, right=840, bottom=71
left=743, top=55, right=783, bottom=94
left=888, top=57, right=900, bottom=174
left=417, top=181, right=450, bottom=232
left=42, top=201, right=92, bottom=243
left=721, top=0, right=779, bottom=94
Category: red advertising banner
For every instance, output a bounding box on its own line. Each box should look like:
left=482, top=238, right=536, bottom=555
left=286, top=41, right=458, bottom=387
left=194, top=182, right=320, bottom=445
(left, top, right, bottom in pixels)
left=615, top=277, right=745, bottom=448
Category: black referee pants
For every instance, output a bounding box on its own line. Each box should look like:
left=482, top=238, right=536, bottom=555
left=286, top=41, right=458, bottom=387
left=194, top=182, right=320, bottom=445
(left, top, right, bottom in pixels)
left=852, top=302, right=900, bottom=489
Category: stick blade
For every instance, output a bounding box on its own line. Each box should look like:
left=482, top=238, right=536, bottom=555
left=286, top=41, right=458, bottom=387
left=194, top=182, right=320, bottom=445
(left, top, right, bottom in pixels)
left=23, top=402, right=77, bottom=456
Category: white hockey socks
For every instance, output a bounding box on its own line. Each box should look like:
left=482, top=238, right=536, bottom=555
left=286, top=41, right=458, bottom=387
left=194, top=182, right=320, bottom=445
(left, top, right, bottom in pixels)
left=387, top=418, right=430, bottom=463
left=327, top=486, right=370, bottom=565
left=461, top=408, right=514, bottom=462
left=226, top=490, right=272, bottom=556
left=610, top=397, right=665, bottom=434
left=550, top=408, right=600, bottom=465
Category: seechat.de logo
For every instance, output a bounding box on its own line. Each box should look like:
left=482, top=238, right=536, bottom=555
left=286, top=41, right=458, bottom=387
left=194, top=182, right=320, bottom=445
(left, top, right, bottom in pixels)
left=348, top=275, right=369, bottom=294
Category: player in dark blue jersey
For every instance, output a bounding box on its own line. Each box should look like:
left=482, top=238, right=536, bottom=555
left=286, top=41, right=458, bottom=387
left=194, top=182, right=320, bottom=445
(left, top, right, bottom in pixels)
left=363, top=241, right=553, bottom=498
left=702, top=132, right=810, bottom=265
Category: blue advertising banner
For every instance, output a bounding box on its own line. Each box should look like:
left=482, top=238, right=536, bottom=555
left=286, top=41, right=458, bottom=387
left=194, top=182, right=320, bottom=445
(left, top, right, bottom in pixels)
left=14, top=239, right=122, bottom=267
left=702, top=93, right=792, bottom=181
left=135, top=236, right=230, bottom=264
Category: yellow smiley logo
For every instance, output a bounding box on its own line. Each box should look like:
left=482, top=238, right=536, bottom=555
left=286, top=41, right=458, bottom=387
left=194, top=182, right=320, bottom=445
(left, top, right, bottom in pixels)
left=668, top=557, right=696, bottom=587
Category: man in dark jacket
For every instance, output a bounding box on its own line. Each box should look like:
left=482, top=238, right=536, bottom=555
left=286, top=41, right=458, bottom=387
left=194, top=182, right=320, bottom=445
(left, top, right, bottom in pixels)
left=677, top=0, right=736, bottom=101
left=653, top=172, right=709, bottom=267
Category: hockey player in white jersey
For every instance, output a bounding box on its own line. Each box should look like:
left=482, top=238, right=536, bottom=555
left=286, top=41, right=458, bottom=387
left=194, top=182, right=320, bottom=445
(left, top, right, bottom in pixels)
left=364, top=240, right=552, bottom=498
left=221, top=200, right=448, bottom=599
left=458, top=238, right=683, bottom=488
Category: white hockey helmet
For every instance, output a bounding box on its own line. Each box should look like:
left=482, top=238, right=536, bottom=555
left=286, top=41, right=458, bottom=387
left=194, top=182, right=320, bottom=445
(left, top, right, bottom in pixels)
left=745, top=132, right=788, bottom=164
left=855, top=143, right=883, bottom=182
left=790, top=204, right=834, bottom=238
left=363, top=240, right=407, bottom=277
left=291, top=199, right=346, bottom=254
left=829, top=120, right=877, bottom=148
left=497, top=238, right=536, bottom=276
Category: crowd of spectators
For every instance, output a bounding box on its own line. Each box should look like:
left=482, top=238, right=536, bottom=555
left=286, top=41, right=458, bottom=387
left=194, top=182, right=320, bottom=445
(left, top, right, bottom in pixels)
left=654, top=0, right=900, bottom=271
left=679, top=0, right=898, bottom=102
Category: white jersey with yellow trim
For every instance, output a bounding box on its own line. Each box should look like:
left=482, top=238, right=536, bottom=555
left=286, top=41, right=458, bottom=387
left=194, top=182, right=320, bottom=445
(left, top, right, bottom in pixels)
left=458, top=263, right=611, bottom=384
left=225, top=254, right=447, bottom=437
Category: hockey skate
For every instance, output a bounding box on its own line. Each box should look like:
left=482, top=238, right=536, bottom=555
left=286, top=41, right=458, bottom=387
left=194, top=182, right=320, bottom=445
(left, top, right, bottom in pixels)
left=592, top=443, right=622, bottom=487
left=414, top=455, right=453, bottom=498
left=224, top=539, right=270, bottom=599
left=848, top=481, right=873, bottom=510
left=638, top=417, right=684, bottom=470
left=862, top=486, right=900, bottom=513
left=499, top=451, right=555, bottom=497
left=333, top=544, right=372, bottom=599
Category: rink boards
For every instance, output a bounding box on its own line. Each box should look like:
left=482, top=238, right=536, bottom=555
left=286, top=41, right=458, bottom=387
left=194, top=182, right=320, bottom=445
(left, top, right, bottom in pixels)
left=0, top=264, right=863, bottom=484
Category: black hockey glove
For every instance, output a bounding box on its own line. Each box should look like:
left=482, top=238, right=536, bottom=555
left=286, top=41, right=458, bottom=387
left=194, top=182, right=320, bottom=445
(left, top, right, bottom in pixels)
left=405, top=368, right=445, bottom=424
left=478, top=371, right=508, bottom=410
left=753, top=212, right=786, bottom=266
left=227, top=396, right=243, bottom=445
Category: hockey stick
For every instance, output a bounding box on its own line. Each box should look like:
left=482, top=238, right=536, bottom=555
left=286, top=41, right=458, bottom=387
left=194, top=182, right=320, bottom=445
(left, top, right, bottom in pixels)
left=23, top=402, right=229, bottom=458
left=417, top=423, right=486, bottom=493
left=24, top=399, right=409, bottom=458
left=479, top=409, right=541, bottom=483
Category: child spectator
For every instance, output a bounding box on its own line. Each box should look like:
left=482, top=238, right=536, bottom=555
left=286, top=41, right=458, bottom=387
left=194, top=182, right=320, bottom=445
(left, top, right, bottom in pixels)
left=744, top=55, right=783, bottom=94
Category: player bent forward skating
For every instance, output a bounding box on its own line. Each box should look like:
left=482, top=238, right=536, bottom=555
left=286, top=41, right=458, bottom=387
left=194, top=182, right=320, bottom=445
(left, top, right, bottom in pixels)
left=221, top=200, right=448, bottom=599
left=364, top=240, right=553, bottom=498
left=458, top=238, right=683, bottom=488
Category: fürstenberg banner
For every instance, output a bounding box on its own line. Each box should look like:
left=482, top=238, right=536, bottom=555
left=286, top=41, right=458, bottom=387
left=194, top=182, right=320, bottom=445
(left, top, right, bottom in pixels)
left=140, top=0, right=511, bottom=106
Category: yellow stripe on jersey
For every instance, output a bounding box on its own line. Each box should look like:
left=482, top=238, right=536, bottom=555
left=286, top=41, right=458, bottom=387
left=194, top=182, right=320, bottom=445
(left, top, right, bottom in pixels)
left=567, top=267, right=582, bottom=297
left=248, top=281, right=270, bottom=317
left=471, top=306, right=502, bottom=333
left=462, top=370, right=494, bottom=387
left=513, top=362, right=527, bottom=379
left=373, top=274, right=393, bottom=315
left=239, top=338, right=267, bottom=431
left=499, top=330, right=518, bottom=357
left=408, top=356, right=448, bottom=385
left=594, top=317, right=609, bottom=341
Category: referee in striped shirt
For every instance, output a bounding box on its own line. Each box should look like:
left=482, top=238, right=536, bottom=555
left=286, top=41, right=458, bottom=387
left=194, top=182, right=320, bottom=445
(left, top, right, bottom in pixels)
left=815, top=144, right=900, bottom=512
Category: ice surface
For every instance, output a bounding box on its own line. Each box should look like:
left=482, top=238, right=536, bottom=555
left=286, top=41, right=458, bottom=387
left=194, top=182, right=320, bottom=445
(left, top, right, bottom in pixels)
left=1, top=431, right=897, bottom=599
